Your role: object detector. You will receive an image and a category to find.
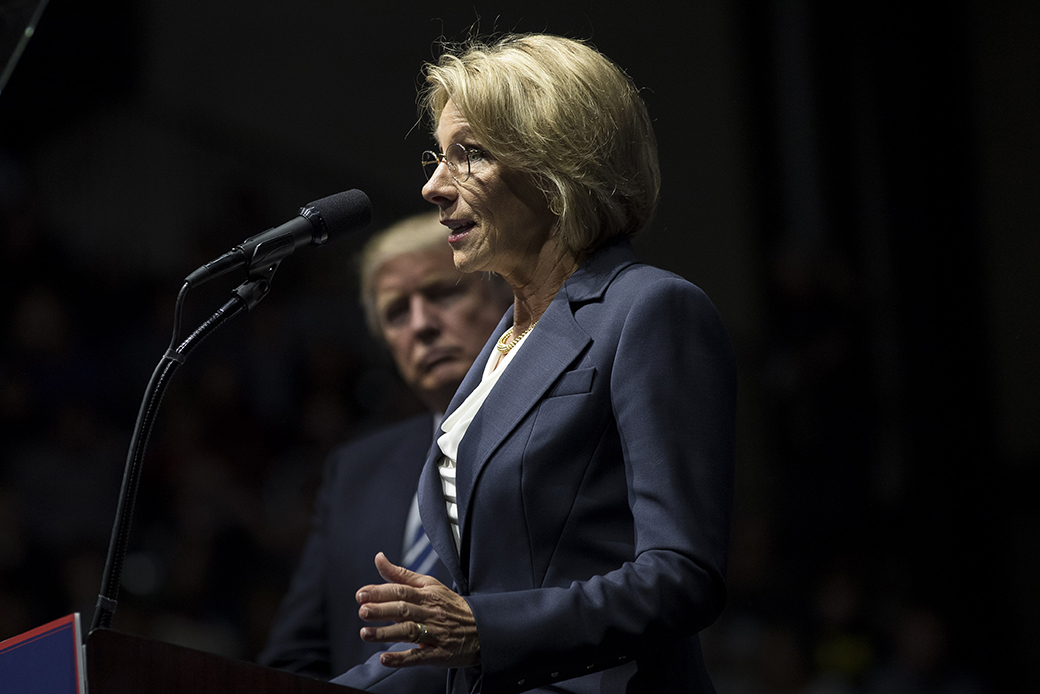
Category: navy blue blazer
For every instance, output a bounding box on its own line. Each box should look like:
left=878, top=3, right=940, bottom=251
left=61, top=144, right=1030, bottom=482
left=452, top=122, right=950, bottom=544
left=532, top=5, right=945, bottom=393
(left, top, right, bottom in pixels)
left=334, top=238, right=736, bottom=693
left=259, top=413, right=449, bottom=690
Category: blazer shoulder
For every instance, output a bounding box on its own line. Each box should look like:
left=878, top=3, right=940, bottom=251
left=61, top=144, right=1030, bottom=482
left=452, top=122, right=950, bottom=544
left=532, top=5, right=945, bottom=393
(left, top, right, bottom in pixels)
left=604, top=261, right=716, bottom=311
left=567, top=237, right=701, bottom=304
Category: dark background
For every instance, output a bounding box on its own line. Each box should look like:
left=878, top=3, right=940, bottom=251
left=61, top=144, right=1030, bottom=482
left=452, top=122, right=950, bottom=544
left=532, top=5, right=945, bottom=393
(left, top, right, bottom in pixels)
left=1, top=1, right=1036, bottom=692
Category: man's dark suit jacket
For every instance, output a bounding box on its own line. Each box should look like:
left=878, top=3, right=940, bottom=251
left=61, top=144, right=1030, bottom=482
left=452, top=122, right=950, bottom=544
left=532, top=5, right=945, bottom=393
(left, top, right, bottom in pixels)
left=259, top=413, right=450, bottom=688
left=333, top=238, right=737, bottom=693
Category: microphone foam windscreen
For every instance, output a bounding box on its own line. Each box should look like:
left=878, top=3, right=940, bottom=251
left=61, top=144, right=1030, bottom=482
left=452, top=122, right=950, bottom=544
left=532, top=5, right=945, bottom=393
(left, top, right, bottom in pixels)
left=308, top=189, right=373, bottom=237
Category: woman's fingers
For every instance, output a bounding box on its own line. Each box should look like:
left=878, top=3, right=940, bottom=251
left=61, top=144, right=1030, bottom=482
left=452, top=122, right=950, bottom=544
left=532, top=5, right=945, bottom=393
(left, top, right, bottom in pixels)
left=379, top=642, right=435, bottom=668
left=354, top=552, right=481, bottom=668
left=355, top=553, right=442, bottom=607
left=359, top=620, right=427, bottom=644
left=374, top=551, right=432, bottom=586
left=358, top=598, right=426, bottom=623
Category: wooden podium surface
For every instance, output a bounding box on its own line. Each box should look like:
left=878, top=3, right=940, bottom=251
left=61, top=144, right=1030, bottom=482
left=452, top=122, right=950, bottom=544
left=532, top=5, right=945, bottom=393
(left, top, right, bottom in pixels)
left=86, top=629, right=366, bottom=694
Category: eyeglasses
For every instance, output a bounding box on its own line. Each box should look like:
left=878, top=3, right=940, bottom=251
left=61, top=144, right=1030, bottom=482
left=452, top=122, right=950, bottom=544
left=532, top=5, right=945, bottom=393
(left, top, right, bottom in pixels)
left=422, top=143, right=474, bottom=184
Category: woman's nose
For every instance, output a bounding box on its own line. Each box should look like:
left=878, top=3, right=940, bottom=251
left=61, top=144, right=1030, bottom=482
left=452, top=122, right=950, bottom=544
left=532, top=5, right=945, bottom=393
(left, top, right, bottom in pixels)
left=422, top=163, right=457, bottom=205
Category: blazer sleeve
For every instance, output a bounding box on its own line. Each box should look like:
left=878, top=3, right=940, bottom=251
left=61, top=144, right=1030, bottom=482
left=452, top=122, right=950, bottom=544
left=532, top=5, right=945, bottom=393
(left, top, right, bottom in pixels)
left=466, top=276, right=737, bottom=690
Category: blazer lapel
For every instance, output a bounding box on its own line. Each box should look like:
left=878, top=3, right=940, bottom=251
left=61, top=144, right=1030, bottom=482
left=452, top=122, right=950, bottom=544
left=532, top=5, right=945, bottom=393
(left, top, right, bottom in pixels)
left=415, top=308, right=512, bottom=592
left=417, top=443, right=465, bottom=591
left=454, top=239, right=639, bottom=484
left=419, top=238, right=640, bottom=584
left=453, top=297, right=590, bottom=538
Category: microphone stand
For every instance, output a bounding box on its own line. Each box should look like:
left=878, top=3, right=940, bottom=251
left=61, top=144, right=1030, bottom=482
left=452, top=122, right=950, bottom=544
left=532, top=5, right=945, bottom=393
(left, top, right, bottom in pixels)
left=90, top=261, right=281, bottom=633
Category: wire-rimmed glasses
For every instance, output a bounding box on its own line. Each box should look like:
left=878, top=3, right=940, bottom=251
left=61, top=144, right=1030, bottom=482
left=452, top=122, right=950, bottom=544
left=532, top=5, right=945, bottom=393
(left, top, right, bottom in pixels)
left=422, top=143, right=472, bottom=184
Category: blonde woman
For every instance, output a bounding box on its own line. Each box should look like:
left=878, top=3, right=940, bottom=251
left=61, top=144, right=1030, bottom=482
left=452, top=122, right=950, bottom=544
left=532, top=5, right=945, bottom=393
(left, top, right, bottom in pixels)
left=340, top=34, right=736, bottom=694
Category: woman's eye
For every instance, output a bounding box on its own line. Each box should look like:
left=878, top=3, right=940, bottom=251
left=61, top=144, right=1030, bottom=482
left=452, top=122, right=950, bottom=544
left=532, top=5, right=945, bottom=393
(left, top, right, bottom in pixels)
left=465, top=147, right=487, bottom=162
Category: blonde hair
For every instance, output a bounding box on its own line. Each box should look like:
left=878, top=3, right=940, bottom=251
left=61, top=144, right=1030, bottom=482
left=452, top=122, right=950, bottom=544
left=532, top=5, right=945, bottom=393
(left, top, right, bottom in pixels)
left=421, top=33, right=660, bottom=256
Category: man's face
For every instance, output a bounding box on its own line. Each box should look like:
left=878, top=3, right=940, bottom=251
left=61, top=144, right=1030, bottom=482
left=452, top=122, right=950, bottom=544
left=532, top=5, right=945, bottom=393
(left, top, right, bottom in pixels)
left=373, top=245, right=507, bottom=412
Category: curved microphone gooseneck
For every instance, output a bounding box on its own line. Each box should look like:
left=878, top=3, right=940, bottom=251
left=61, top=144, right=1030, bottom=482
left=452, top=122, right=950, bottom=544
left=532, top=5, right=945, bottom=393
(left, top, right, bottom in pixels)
left=90, top=190, right=372, bottom=633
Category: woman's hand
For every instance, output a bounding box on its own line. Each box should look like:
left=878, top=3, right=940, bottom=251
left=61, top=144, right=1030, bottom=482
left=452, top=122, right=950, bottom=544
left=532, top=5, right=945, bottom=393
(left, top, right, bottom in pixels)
left=357, top=552, right=480, bottom=668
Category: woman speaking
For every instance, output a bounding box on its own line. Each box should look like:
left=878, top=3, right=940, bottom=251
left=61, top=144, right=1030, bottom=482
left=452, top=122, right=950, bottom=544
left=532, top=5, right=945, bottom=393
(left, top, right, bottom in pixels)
left=337, top=33, right=737, bottom=694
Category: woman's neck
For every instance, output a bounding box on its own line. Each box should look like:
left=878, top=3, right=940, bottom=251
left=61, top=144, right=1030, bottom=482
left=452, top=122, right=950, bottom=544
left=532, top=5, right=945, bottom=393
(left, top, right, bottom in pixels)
left=506, top=243, right=582, bottom=331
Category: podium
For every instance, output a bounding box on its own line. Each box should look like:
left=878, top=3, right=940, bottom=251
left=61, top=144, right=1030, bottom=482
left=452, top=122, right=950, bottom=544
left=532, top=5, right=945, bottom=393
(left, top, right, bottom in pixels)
left=85, top=628, right=367, bottom=693
left=1, top=616, right=366, bottom=694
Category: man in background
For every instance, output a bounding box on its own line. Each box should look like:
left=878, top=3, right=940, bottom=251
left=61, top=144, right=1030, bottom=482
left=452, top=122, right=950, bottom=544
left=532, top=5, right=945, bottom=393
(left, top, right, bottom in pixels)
left=258, top=211, right=512, bottom=679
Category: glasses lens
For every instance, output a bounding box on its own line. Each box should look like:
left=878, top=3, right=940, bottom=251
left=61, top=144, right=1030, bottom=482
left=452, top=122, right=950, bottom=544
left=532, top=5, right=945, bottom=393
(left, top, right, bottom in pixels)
left=446, top=143, right=470, bottom=182
left=421, top=151, right=440, bottom=180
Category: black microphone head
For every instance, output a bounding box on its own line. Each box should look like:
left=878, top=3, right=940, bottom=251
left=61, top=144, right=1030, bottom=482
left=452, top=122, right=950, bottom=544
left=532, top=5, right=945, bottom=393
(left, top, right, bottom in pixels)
left=302, top=189, right=373, bottom=245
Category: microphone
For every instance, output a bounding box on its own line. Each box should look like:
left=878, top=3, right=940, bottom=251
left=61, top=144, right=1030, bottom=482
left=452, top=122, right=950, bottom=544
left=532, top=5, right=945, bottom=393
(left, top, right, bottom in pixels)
left=185, top=189, right=372, bottom=286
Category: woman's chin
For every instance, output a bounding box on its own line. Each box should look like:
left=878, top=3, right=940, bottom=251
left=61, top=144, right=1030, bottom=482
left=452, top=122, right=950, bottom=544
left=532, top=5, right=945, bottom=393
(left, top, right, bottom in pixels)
left=450, top=249, right=485, bottom=275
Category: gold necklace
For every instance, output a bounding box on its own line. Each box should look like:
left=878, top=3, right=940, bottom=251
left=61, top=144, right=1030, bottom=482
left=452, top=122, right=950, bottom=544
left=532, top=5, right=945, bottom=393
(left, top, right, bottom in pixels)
left=495, top=320, right=538, bottom=354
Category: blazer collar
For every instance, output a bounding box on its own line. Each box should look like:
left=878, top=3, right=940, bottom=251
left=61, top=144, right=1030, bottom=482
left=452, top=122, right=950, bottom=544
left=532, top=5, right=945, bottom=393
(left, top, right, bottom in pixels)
left=417, top=237, right=640, bottom=586
left=563, top=235, right=640, bottom=304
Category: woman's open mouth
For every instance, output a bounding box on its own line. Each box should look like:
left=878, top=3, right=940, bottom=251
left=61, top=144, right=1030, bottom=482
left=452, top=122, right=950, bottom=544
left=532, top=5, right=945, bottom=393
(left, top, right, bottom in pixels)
left=445, top=220, right=476, bottom=244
